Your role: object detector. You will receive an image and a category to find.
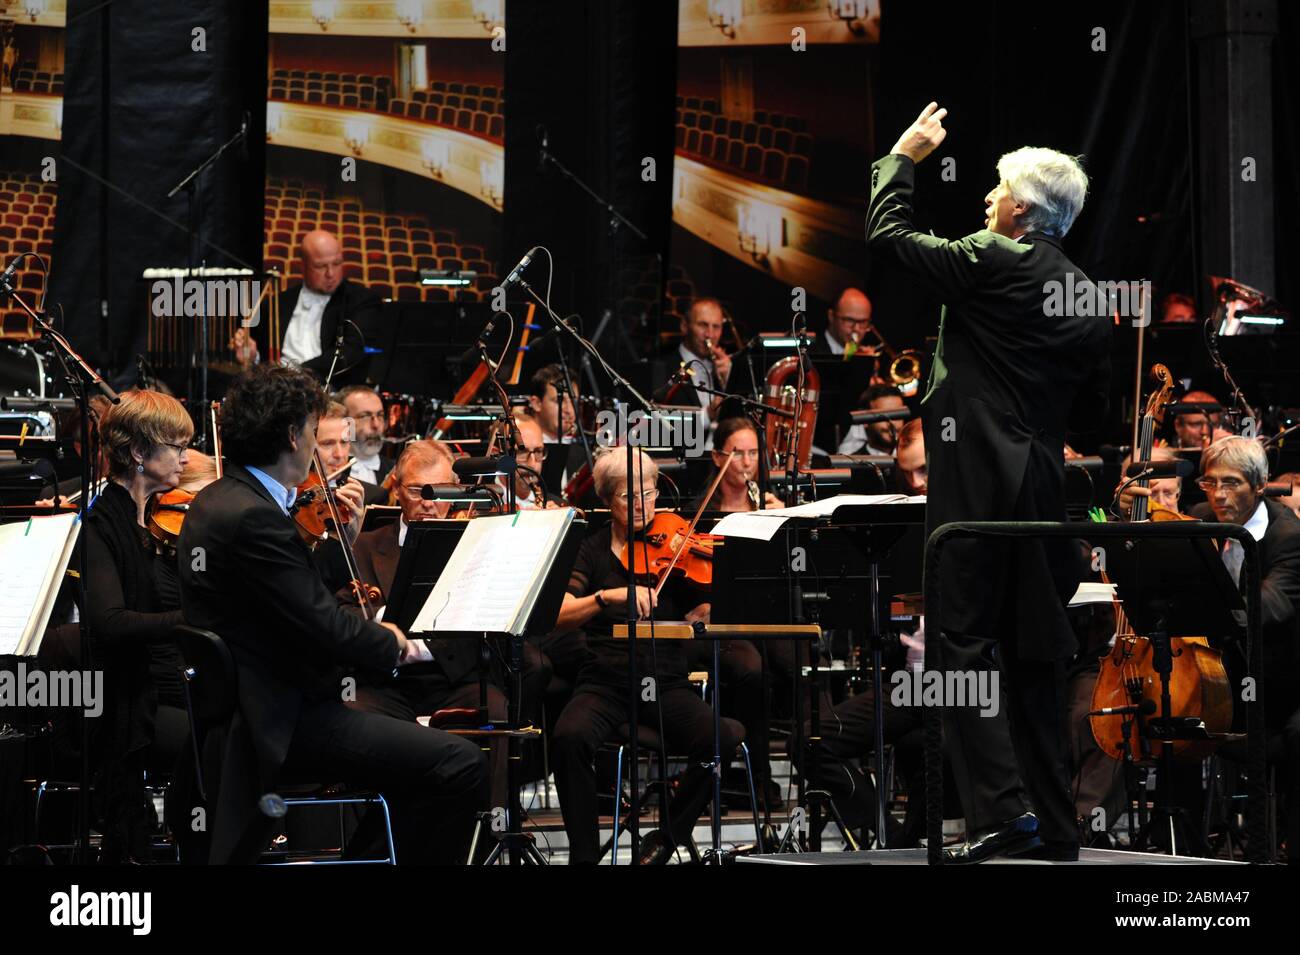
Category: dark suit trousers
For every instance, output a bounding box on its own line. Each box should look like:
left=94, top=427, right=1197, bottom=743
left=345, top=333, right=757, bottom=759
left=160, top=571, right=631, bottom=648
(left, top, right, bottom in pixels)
left=789, top=687, right=922, bottom=836
left=940, top=629, right=1077, bottom=844
left=551, top=682, right=743, bottom=864
left=279, top=697, right=489, bottom=865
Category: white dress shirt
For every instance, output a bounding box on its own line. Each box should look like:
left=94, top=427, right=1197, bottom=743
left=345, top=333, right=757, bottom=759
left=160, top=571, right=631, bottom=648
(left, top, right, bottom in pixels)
left=1221, top=500, right=1269, bottom=587
left=280, top=286, right=332, bottom=365
left=352, top=452, right=382, bottom=486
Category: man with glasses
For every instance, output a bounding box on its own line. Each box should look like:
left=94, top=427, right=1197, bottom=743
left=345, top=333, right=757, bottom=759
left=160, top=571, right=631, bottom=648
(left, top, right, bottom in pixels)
left=336, top=385, right=394, bottom=501
left=812, top=287, right=878, bottom=358
left=501, top=415, right=562, bottom=509
left=1188, top=437, right=1300, bottom=861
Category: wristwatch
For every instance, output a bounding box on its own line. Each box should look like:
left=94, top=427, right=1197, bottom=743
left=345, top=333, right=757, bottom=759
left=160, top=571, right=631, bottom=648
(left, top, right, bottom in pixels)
left=594, top=590, right=609, bottom=609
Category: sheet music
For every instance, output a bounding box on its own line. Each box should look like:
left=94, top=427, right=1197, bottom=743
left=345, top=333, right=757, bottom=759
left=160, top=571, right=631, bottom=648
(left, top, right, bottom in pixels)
left=711, top=494, right=925, bottom=542
left=411, top=508, right=576, bottom=636
left=0, top=513, right=80, bottom=657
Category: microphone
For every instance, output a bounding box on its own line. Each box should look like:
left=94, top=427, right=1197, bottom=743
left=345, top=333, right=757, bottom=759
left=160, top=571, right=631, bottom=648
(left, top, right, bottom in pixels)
left=238, top=110, right=251, bottom=161
left=1125, top=459, right=1194, bottom=479
left=1087, top=699, right=1157, bottom=718
left=476, top=314, right=500, bottom=368
left=452, top=455, right=509, bottom=479
left=661, top=362, right=693, bottom=404
left=849, top=407, right=913, bottom=425
left=0, top=254, right=22, bottom=294
left=501, top=247, right=538, bottom=289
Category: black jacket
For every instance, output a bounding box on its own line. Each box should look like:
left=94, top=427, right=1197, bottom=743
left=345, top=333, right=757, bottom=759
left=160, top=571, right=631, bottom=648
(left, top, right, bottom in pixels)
left=1190, top=499, right=1300, bottom=710
left=177, top=463, right=399, bottom=864
left=249, top=279, right=382, bottom=386
left=868, top=153, right=1111, bottom=657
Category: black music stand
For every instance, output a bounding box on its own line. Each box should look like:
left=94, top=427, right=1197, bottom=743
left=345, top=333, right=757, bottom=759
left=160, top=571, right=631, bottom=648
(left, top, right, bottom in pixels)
left=394, top=516, right=586, bottom=865
left=713, top=520, right=876, bottom=852
left=830, top=501, right=927, bottom=848
left=1102, top=534, right=1245, bottom=856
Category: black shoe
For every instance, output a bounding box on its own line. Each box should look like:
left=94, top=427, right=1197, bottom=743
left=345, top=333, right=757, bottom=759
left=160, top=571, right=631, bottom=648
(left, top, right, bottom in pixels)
left=637, top=829, right=673, bottom=866
left=1010, top=839, right=1079, bottom=862
left=944, top=812, right=1041, bottom=864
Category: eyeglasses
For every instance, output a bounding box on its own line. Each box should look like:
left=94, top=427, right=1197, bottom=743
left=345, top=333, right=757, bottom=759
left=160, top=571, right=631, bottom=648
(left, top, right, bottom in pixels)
left=719, top=448, right=761, bottom=460
left=518, top=446, right=548, bottom=461
left=835, top=315, right=872, bottom=327
left=160, top=441, right=190, bottom=455
left=616, top=487, right=659, bottom=504
left=1196, top=477, right=1247, bottom=492
left=351, top=411, right=384, bottom=424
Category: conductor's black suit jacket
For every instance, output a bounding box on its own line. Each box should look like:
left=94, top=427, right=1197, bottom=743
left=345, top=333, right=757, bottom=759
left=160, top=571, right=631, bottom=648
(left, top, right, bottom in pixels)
left=177, top=463, right=399, bottom=864
left=867, top=153, right=1111, bottom=658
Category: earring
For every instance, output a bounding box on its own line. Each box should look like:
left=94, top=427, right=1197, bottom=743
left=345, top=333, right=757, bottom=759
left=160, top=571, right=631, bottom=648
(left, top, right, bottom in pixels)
left=137, top=464, right=145, bottom=473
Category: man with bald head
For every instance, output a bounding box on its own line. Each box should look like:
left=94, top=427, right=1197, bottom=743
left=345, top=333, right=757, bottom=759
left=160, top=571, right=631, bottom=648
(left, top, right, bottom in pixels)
left=814, top=287, right=877, bottom=356
left=235, top=229, right=381, bottom=386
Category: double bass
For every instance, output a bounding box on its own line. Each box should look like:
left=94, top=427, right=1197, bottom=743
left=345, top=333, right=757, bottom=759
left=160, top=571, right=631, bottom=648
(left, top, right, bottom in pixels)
left=1088, top=364, right=1232, bottom=762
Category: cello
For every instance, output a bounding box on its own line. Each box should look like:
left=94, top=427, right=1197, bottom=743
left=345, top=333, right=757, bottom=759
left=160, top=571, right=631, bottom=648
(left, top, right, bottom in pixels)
left=1088, top=364, right=1232, bottom=762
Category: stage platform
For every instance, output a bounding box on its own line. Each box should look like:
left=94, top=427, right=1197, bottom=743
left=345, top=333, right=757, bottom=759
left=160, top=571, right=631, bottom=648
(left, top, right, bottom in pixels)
left=738, top=848, right=1243, bottom=865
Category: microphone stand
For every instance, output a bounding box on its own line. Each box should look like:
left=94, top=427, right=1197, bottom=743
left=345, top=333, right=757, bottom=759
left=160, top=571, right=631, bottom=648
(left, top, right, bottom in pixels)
left=512, top=272, right=658, bottom=858
left=1, top=274, right=119, bottom=864
left=164, top=121, right=249, bottom=452
left=538, top=143, right=663, bottom=366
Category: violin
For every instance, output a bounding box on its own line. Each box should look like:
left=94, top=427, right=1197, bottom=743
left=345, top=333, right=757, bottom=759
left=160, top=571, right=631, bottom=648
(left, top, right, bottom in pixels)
left=147, top=487, right=195, bottom=548
left=620, top=511, right=718, bottom=589
left=617, top=451, right=734, bottom=596
left=292, top=458, right=356, bottom=544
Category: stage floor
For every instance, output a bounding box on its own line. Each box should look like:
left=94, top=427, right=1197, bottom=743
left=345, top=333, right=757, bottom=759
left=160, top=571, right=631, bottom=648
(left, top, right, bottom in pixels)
left=737, top=847, right=1243, bottom=865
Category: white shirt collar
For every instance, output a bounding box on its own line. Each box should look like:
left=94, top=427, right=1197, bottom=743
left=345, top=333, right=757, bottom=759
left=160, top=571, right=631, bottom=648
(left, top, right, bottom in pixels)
left=1242, top=499, right=1269, bottom=542
left=245, top=466, right=297, bottom=515
left=398, top=515, right=409, bottom=547
left=823, top=329, right=845, bottom=355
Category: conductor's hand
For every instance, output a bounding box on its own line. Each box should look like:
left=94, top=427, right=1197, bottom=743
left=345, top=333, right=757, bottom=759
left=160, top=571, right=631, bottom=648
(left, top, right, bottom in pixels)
left=890, top=102, right=948, bottom=164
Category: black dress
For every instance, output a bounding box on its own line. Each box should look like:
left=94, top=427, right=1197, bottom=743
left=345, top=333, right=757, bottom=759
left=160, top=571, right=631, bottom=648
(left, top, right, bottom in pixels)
left=82, top=480, right=185, bottom=862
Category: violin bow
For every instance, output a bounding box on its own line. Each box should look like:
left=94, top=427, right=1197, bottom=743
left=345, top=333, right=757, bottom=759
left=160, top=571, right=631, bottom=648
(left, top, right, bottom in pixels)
left=651, top=450, right=734, bottom=599
left=310, top=447, right=375, bottom=620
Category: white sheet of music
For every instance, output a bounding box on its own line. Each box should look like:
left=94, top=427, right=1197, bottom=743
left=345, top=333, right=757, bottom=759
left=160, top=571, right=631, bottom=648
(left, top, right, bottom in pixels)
left=411, top=508, right=576, bottom=636
left=711, top=494, right=926, bottom=541
left=0, top=513, right=80, bottom=657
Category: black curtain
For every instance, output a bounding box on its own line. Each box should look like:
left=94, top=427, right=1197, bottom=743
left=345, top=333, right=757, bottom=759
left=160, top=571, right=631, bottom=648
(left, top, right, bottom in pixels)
left=50, top=0, right=267, bottom=384
left=503, top=0, right=677, bottom=379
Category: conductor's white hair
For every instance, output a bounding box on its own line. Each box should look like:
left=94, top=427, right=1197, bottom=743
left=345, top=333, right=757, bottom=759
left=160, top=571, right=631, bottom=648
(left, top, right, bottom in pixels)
left=996, top=146, right=1089, bottom=237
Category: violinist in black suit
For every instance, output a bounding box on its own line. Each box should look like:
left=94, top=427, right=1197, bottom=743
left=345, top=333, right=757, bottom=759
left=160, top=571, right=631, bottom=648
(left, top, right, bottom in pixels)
left=868, top=103, right=1111, bottom=862
left=231, top=230, right=380, bottom=387
left=178, top=365, right=487, bottom=864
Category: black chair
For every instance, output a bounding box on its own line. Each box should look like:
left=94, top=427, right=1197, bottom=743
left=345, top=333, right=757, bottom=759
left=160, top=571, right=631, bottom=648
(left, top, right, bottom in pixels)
left=172, top=625, right=396, bottom=865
